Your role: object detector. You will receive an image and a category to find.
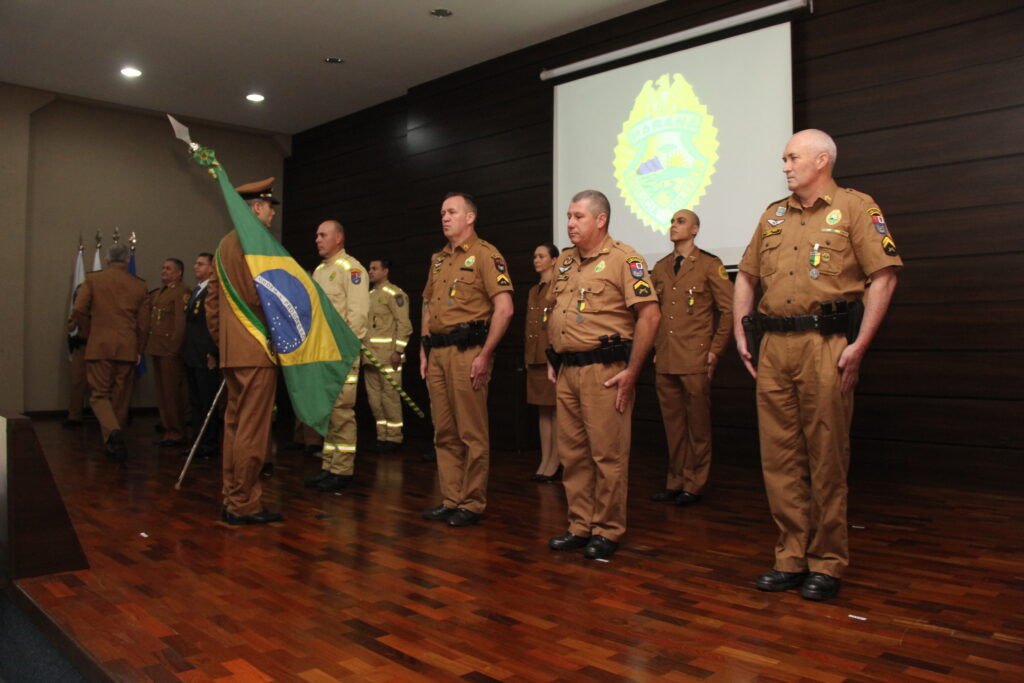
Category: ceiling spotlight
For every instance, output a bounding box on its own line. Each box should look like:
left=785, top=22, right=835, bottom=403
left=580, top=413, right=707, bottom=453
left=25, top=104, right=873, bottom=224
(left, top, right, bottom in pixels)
left=120, top=66, right=142, bottom=78
left=246, top=93, right=265, bottom=102
left=429, top=8, right=453, bottom=17
left=323, top=57, right=345, bottom=64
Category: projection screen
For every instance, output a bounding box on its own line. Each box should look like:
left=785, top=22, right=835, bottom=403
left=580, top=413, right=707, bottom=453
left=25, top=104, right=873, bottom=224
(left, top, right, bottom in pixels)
left=553, top=22, right=793, bottom=266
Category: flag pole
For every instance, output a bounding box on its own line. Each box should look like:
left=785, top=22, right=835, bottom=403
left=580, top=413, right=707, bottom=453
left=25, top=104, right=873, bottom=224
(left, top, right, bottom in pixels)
left=175, top=380, right=226, bottom=490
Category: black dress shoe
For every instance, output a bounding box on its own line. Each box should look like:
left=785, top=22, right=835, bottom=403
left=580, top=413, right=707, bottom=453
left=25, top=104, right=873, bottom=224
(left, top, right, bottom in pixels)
left=316, top=474, right=352, bottom=493
left=548, top=532, right=589, bottom=551
left=651, top=489, right=682, bottom=502
left=105, top=429, right=127, bottom=461
left=756, top=569, right=809, bottom=592
left=799, top=572, right=841, bottom=601
left=535, top=465, right=563, bottom=483
left=304, top=444, right=323, bottom=456
left=304, top=470, right=331, bottom=487
left=422, top=504, right=456, bottom=521
left=675, top=491, right=702, bottom=506
left=584, top=535, right=619, bottom=560
left=260, top=462, right=274, bottom=478
left=529, top=473, right=547, bottom=482
left=225, top=508, right=283, bottom=526
left=448, top=508, right=482, bottom=527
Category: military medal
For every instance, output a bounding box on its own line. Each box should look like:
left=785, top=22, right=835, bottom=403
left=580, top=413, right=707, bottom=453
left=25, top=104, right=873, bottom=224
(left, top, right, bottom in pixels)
left=448, top=277, right=459, bottom=306
left=576, top=288, right=586, bottom=322
left=809, top=242, right=821, bottom=267
left=809, top=267, right=820, bottom=279
left=687, top=288, right=695, bottom=315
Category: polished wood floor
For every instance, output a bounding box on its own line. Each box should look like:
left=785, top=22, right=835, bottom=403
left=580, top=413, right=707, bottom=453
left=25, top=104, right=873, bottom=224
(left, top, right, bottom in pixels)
left=17, top=415, right=1024, bottom=681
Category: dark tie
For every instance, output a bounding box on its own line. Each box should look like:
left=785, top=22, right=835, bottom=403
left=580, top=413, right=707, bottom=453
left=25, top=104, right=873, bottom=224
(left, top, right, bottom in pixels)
left=673, top=255, right=684, bottom=274
left=190, top=285, right=201, bottom=303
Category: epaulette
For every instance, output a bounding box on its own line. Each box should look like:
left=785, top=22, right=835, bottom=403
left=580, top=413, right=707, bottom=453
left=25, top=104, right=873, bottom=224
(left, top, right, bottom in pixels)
left=381, top=285, right=398, bottom=297
left=334, top=257, right=352, bottom=270
left=765, top=196, right=789, bottom=210
left=655, top=252, right=675, bottom=266
left=843, top=187, right=876, bottom=204
left=698, top=248, right=719, bottom=259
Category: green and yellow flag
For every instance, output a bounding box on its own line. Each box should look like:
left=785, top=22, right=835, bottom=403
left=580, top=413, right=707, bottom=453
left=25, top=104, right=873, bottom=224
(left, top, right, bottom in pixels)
left=193, top=146, right=361, bottom=435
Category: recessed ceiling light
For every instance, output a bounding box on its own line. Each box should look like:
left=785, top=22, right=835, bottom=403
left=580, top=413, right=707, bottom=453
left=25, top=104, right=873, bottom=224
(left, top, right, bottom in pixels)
left=246, top=93, right=265, bottom=102
left=429, top=8, right=453, bottom=17
left=323, top=57, right=345, bottom=64
left=120, top=66, right=142, bottom=78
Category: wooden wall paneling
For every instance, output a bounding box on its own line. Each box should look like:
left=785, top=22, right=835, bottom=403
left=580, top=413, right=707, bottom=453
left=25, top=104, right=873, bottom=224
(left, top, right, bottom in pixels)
left=834, top=107, right=1024, bottom=178
left=795, top=8, right=1024, bottom=99
left=879, top=203, right=1024, bottom=260
left=855, top=351, right=1024, bottom=400
left=888, top=252, right=1024, bottom=305
left=800, top=57, right=1024, bottom=136
left=872, top=302, right=1024, bottom=352
left=843, top=157, right=1024, bottom=215
left=852, top=396, right=1021, bottom=449
left=795, top=0, right=1023, bottom=60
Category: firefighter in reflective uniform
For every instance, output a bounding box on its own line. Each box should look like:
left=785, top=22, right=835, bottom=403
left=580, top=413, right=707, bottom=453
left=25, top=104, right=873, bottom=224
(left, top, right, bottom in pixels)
left=362, top=258, right=413, bottom=452
left=304, top=220, right=369, bottom=493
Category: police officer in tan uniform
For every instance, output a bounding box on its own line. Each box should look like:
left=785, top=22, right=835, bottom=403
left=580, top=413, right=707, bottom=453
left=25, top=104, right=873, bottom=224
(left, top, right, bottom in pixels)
left=362, top=258, right=412, bottom=452
left=148, top=258, right=189, bottom=446
left=72, top=243, right=150, bottom=460
left=734, top=129, right=902, bottom=600
left=420, top=192, right=514, bottom=527
left=206, top=177, right=282, bottom=525
left=545, top=190, right=660, bottom=560
left=304, top=220, right=369, bottom=493
left=650, top=210, right=733, bottom=505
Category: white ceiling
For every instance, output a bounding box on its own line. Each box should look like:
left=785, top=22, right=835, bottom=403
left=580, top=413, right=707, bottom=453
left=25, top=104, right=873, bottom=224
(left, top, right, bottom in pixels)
left=0, top=0, right=666, bottom=135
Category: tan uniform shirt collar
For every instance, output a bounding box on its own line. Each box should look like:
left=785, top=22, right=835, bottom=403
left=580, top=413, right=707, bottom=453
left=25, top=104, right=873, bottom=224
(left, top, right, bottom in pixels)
left=580, top=234, right=614, bottom=261
left=443, top=233, right=479, bottom=256
left=788, top=180, right=840, bottom=210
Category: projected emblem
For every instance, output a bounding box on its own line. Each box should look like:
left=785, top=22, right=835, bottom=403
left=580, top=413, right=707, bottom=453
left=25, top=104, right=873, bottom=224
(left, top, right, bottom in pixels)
left=613, top=73, right=719, bottom=235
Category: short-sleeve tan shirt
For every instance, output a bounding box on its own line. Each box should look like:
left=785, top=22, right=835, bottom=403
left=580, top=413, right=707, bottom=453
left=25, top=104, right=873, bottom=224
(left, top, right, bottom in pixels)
left=738, top=181, right=904, bottom=316
left=546, top=234, right=657, bottom=354
left=422, top=234, right=513, bottom=334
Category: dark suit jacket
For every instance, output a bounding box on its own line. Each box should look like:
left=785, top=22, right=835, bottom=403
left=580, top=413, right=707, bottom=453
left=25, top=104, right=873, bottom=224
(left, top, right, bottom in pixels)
left=183, top=284, right=218, bottom=368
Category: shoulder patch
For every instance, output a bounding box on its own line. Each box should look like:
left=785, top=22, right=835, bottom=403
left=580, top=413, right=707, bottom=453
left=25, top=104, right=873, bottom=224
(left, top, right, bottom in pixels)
left=633, top=279, right=652, bottom=297
left=395, top=294, right=405, bottom=307
left=881, top=235, right=898, bottom=256
left=626, top=256, right=645, bottom=279
left=496, top=273, right=512, bottom=287
left=351, top=270, right=362, bottom=284
left=867, top=207, right=888, bottom=234
left=718, top=264, right=729, bottom=280
left=491, top=254, right=506, bottom=273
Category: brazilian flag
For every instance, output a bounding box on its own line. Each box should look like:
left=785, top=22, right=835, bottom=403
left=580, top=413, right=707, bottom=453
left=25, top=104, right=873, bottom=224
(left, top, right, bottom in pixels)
left=198, top=148, right=360, bottom=436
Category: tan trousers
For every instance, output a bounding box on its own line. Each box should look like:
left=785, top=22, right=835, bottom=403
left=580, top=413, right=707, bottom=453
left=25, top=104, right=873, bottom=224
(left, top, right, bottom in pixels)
left=757, top=332, right=854, bottom=578
left=86, top=359, right=135, bottom=442
left=656, top=372, right=712, bottom=493
left=222, top=366, right=276, bottom=516
left=152, top=355, right=186, bottom=440
left=365, top=363, right=404, bottom=442
left=68, top=346, right=88, bottom=420
left=556, top=361, right=632, bottom=542
left=321, top=364, right=360, bottom=476
left=426, top=345, right=490, bottom=513
left=293, top=419, right=323, bottom=447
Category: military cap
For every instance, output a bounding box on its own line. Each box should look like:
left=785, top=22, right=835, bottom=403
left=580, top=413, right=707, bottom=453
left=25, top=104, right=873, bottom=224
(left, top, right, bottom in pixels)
left=235, top=177, right=280, bottom=205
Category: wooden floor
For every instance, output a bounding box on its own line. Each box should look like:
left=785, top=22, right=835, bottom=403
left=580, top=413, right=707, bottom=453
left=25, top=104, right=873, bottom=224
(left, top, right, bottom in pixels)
left=16, top=415, right=1024, bottom=682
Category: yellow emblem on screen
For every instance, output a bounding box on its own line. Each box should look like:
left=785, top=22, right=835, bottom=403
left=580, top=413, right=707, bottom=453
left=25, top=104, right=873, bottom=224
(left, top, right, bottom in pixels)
left=613, top=73, right=719, bottom=235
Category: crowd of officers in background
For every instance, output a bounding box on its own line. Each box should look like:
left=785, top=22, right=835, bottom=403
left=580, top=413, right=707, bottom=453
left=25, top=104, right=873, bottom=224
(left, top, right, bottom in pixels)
left=68, top=129, right=900, bottom=601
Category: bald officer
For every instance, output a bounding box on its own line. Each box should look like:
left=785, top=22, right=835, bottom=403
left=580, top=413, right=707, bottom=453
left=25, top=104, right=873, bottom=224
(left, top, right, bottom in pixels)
left=735, top=129, right=902, bottom=600
left=304, top=220, right=369, bottom=493
left=363, top=258, right=413, bottom=452
left=72, top=243, right=150, bottom=460
left=206, top=177, right=282, bottom=525
left=420, top=192, right=514, bottom=528
left=649, top=210, right=733, bottom=505
left=148, top=257, right=190, bottom=446
left=545, top=190, right=660, bottom=560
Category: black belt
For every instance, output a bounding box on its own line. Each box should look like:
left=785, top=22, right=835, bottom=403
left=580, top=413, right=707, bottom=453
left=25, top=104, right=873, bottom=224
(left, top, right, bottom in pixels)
left=757, top=312, right=849, bottom=336
left=557, top=341, right=632, bottom=367
left=423, top=322, right=489, bottom=350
